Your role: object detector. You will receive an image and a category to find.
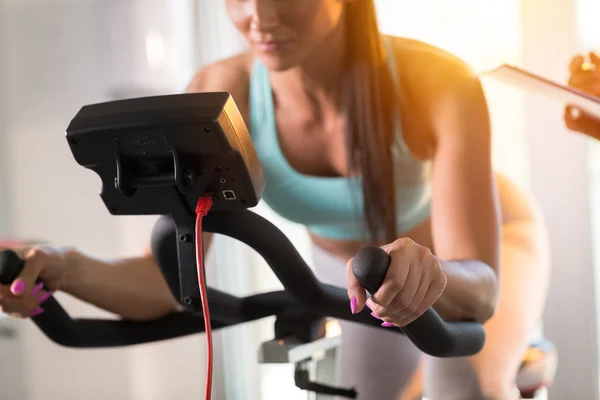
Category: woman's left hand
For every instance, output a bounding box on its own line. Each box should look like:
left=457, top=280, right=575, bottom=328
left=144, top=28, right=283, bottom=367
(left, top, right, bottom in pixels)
left=347, top=238, right=447, bottom=327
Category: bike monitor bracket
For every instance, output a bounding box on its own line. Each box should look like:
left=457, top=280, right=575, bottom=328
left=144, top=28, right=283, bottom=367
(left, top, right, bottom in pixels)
left=65, top=92, right=265, bottom=314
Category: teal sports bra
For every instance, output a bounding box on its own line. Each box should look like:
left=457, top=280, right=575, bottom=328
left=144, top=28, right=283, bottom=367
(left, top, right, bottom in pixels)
left=249, top=37, right=432, bottom=241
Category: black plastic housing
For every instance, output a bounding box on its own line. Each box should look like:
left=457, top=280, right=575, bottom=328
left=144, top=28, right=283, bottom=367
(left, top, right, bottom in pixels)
left=65, top=92, right=265, bottom=215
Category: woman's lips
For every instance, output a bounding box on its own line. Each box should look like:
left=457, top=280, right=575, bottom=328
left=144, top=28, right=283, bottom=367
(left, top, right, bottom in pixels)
left=254, top=39, right=290, bottom=52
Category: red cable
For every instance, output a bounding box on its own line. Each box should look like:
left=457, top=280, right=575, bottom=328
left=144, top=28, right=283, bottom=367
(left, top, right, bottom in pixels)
left=195, top=196, right=214, bottom=400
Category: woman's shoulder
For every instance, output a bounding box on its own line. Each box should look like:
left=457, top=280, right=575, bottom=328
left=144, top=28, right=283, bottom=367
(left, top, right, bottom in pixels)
left=383, top=36, right=484, bottom=155
left=186, top=51, right=255, bottom=116
left=385, top=35, right=476, bottom=87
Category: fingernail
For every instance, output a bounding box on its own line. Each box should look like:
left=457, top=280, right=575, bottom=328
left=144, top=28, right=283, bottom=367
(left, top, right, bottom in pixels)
left=365, top=302, right=372, bottom=311
left=350, top=296, right=357, bottom=314
left=371, top=312, right=382, bottom=320
left=382, top=322, right=394, bottom=328
left=12, top=280, right=26, bottom=295
left=31, top=282, right=44, bottom=296
left=31, top=307, right=44, bottom=317
left=37, top=291, right=51, bottom=304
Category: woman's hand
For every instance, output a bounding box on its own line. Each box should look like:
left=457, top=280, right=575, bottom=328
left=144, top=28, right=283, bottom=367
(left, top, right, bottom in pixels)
left=347, top=238, right=447, bottom=327
left=565, top=51, right=600, bottom=140
left=568, top=51, right=600, bottom=95
left=0, top=246, right=70, bottom=318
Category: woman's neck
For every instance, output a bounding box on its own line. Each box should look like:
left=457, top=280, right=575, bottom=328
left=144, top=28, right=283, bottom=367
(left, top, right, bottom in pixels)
left=270, top=20, right=348, bottom=113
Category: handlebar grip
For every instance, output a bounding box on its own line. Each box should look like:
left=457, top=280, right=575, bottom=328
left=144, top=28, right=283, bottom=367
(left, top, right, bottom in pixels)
left=0, top=249, right=25, bottom=284
left=352, top=246, right=486, bottom=357
left=351, top=245, right=390, bottom=295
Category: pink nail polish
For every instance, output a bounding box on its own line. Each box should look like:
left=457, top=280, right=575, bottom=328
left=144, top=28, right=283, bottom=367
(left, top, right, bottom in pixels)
left=382, top=322, right=394, bottom=328
left=12, top=280, right=26, bottom=295
left=350, top=296, right=357, bottom=314
left=37, top=291, right=51, bottom=304
left=371, top=312, right=382, bottom=320
left=31, top=308, right=44, bottom=317
left=365, top=302, right=372, bottom=311
left=31, top=282, right=44, bottom=296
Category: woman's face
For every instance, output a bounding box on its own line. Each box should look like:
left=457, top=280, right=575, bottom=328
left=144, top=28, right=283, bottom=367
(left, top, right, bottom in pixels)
left=226, top=0, right=348, bottom=71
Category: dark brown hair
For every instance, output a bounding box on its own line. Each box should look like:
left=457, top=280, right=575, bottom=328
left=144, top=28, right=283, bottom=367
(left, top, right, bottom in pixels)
left=343, top=0, right=399, bottom=243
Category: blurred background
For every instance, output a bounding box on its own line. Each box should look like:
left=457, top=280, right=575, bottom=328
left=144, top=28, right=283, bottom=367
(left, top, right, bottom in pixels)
left=0, top=0, right=598, bottom=399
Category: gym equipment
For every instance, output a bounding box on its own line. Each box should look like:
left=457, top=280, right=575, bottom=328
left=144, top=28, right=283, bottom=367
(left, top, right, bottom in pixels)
left=516, top=338, right=558, bottom=398
left=0, top=92, right=496, bottom=397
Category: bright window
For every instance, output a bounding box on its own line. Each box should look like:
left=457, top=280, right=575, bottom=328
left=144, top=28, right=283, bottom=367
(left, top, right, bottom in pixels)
left=375, top=0, right=528, bottom=187
left=375, top=0, right=521, bottom=73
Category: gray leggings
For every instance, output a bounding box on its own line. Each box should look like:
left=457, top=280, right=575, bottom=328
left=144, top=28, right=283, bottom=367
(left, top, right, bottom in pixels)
left=311, top=244, right=487, bottom=400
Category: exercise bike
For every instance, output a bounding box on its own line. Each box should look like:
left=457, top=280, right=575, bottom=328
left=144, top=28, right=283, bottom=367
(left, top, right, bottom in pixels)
left=0, top=92, right=555, bottom=399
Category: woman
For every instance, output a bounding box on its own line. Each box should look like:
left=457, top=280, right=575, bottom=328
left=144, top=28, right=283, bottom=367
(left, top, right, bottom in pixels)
left=565, top=51, right=600, bottom=140
left=0, top=1, right=549, bottom=399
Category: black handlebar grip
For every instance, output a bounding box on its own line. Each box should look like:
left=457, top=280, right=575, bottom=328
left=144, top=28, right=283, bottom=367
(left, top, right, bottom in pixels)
left=351, top=246, right=390, bottom=295
left=351, top=245, right=486, bottom=357
left=0, top=249, right=25, bottom=284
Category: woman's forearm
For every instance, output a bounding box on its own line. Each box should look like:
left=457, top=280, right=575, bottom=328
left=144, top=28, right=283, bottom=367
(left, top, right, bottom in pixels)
left=434, top=259, right=499, bottom=323
left=61, top=249, right=180, bottom=321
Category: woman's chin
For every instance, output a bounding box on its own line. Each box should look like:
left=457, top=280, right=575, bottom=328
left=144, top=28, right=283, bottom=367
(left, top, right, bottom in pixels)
left=256, top=53, right=298, bottom=72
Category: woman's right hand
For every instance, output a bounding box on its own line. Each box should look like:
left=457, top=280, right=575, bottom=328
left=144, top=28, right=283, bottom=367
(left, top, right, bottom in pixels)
left=0, top=246, right=70, bottom=318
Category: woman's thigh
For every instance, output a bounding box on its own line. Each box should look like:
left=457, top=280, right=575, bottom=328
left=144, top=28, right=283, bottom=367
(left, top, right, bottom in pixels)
left=423, top=173, right=550, bottom=399
left=338, top=320, right=421, bottom=400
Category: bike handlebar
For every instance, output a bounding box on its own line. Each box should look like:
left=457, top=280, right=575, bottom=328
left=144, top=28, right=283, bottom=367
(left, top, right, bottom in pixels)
left=201, top=210, right=485, bottom=357
left=351, top=246, right=486, bottom=358
left=0, top=210, right=485, bottom=357
left=0, top=249, right=221, bottom=347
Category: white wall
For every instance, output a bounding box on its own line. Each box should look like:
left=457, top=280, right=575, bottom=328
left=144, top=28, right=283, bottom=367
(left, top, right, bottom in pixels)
left=2, top=1, right=131, bottom=399
left=0, top=1, right=229, bottom=399
left=0, top=6, right=26, bottom=400
left=577, top=0, right=600, bottom=394
left=0, top=0, right=10, bottom=238
left=521, top=0, right=599, bottom=398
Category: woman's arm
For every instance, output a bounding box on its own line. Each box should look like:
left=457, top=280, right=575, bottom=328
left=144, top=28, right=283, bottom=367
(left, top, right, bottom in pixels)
left=565, top=52, right=600, bottom=140
left=345, top=45, right=499, bottom=325
left=429, top=69, right=501, bottom=323
left=0, top=244, right=179, bottom=321
left=61, top=249, right=180, bottom=320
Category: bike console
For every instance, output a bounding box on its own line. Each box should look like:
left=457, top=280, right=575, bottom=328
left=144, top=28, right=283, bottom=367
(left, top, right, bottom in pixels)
left=66, top=92, right=265, bottom=314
